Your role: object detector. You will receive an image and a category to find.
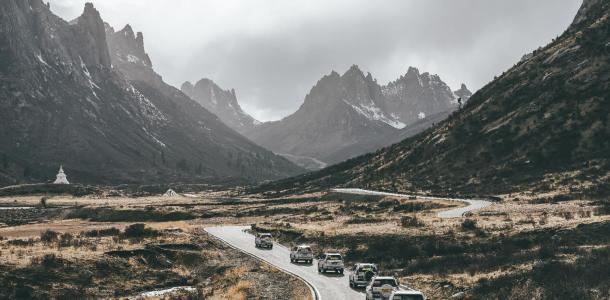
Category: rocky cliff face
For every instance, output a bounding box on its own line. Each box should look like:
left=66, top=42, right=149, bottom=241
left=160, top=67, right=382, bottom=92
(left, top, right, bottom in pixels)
left=0, top=0, right=301, bottom=186
left=382, top=67, right=466, bottom=125
left=181, top=79, right=260, bottom=134
left=247, top=65, right=468, bottom=169
left=259, top=0, right=610, bottom=196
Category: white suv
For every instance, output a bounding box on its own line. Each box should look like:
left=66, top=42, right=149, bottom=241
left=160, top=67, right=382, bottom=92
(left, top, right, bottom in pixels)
left=254, top=233, right=273, bottom=249
left=317, top=253, right=344, bottom=274
left=349, top=263, right=378, bottom=287
left=290, top=245, right=313, bottom=263
left=365, top=276, right=400, bottom=300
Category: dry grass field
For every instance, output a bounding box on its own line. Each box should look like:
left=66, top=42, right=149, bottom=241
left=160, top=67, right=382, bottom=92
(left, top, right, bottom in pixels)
left=0, top=189, right=608, bottom=299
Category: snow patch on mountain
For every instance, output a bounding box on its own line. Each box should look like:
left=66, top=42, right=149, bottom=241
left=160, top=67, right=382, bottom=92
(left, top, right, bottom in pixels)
left=343, top=99, right=405, bottom=129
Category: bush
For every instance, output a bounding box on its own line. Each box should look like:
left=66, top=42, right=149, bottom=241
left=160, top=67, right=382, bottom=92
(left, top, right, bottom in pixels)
left=461, top=219, right=478, bottom=230
left=122, top=223, right=159, bottom=238
left=30, top=254, right=64, bottom=268
left=345, top=215, right=385, bottom=224
left=400, top=216, right=422, bottom=227
left=40, top=230, right=59, bottom=243
left=83, top=227, right=121, bottom=237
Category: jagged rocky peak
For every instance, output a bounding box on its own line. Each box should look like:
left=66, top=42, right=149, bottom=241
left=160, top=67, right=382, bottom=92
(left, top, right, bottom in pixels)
left=181, top=81, right=195, bottom=95
left=72, top=2, right=112, bottom=69
left=181, top=78, right=260, bottom=133
left=454, top=83, right=473, bottom=101
left=106, top=23, right=152, bottom=68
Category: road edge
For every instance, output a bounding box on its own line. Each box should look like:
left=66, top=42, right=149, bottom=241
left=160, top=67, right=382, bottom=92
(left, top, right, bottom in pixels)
left=204, top=226, right=321, bottom=300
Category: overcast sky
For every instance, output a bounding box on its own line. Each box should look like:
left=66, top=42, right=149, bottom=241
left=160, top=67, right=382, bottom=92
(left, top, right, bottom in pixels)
left=49, top=0, right=582, bottom=121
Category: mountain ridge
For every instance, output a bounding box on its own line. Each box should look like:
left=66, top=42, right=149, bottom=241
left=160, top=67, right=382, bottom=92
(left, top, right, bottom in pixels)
left=246, top=65, right=470, bottom=169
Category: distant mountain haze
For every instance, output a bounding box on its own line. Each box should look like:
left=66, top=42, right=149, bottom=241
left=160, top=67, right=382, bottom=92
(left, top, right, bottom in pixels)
left=180, top=79, right=260, bottom=134
left=0, top=0, right=302, bottom=186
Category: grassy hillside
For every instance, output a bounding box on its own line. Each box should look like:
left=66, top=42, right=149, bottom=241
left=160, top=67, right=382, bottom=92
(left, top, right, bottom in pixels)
left=255, top=0, right=609, bottom=197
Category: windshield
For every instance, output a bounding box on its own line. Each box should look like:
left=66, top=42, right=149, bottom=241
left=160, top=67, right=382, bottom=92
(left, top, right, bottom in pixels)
left=260, top=235, right=272, bottom=239
left=393, top=295, right=424, bottom=300
left=373, top=279, right=398, bottom=287
left=327, top=254, right=342, bottom=260
left=298, top=247, right=311, bottom=253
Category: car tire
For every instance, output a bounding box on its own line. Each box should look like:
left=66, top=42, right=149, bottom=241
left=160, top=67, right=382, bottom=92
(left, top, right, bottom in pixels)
left=339, top=269, right=344, bottom=274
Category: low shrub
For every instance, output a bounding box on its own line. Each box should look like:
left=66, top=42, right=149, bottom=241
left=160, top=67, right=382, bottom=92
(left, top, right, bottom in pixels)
left=344, top=215, right=385, bottom=224
left=461, top=219, right=478, bottom=230
left=83, top=227, right=121, bottom=237
left=400, top=216, right=422, bottom=227
left=122, top=223, right=159, bottom=238
left=40, top=230, right=59, bottom=243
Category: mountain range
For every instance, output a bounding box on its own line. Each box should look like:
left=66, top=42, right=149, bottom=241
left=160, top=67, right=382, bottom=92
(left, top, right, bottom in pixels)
left=255, top=0, right=609, bottom=197
left=0, top=0, right=302, bottom=186
left=244, top=65, right=471, bottom=169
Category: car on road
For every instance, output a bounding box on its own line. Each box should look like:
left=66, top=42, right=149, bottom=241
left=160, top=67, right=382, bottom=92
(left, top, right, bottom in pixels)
left=388, top=290, right=426, bottom=300
left=317, top=252, right=344, bottom=274
left=365, top=276, right=400, bottom=300
left=254, top=233, right=273, bottom=249
left=290, top=245, right=313, bottom=263
left=349, top=263, right=378, bottom=287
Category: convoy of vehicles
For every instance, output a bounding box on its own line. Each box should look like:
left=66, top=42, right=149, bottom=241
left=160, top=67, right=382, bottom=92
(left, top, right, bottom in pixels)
left=254, top=233, right=274, bottom=249
left=290, top=245, right=314, bottom=263
left=317, top=252, right=345, bottom=274
left=252, top=233, right=425, bottom=299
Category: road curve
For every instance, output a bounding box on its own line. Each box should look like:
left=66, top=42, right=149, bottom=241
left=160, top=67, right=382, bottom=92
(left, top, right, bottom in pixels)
left=205, top=226, right=363, bottom=300
left=330, top=188, right=493, bottom=218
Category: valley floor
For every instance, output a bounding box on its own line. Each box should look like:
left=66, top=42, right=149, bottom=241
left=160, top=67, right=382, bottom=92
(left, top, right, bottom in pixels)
left=0, top=188, right=608, bottom=299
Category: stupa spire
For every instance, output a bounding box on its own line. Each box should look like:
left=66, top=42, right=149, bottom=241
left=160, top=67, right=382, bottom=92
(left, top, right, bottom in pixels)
left=53, top=165, right=69, bottom=184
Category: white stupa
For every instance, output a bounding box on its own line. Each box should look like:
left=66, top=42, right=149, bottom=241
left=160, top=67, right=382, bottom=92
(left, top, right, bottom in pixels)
left=53, top=165, right=69, bottom=184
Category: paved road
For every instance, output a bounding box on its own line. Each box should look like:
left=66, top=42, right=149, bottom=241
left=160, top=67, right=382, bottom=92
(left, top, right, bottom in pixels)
left=330, top=188, right=493, bottom=218
left=205, top=226, right=363, bottom=300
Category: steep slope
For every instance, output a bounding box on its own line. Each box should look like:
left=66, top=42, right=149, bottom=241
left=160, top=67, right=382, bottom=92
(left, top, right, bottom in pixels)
left=0, top=0, right=301, bottom=186
left=181, top=79, right=260, bottom=134
left=257, top=0, right=609, bottom=196
left=247, top=65, right=465, bottom=169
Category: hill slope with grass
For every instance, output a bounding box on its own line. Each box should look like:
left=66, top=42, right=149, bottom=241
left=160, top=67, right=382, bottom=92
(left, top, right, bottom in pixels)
left=257, top=0, right=609, bottom=197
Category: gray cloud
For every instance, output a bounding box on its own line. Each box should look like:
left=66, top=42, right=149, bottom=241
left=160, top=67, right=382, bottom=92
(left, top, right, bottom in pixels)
left=49, top=0, right=582, bottom=121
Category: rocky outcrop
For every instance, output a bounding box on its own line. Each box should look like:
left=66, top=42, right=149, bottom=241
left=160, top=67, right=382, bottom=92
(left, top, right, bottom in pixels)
left=180, top=79, right=260, bottom=134
left=382, top=67, right=465, bottom=126
left=453, top=83, right=473, bottom=102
